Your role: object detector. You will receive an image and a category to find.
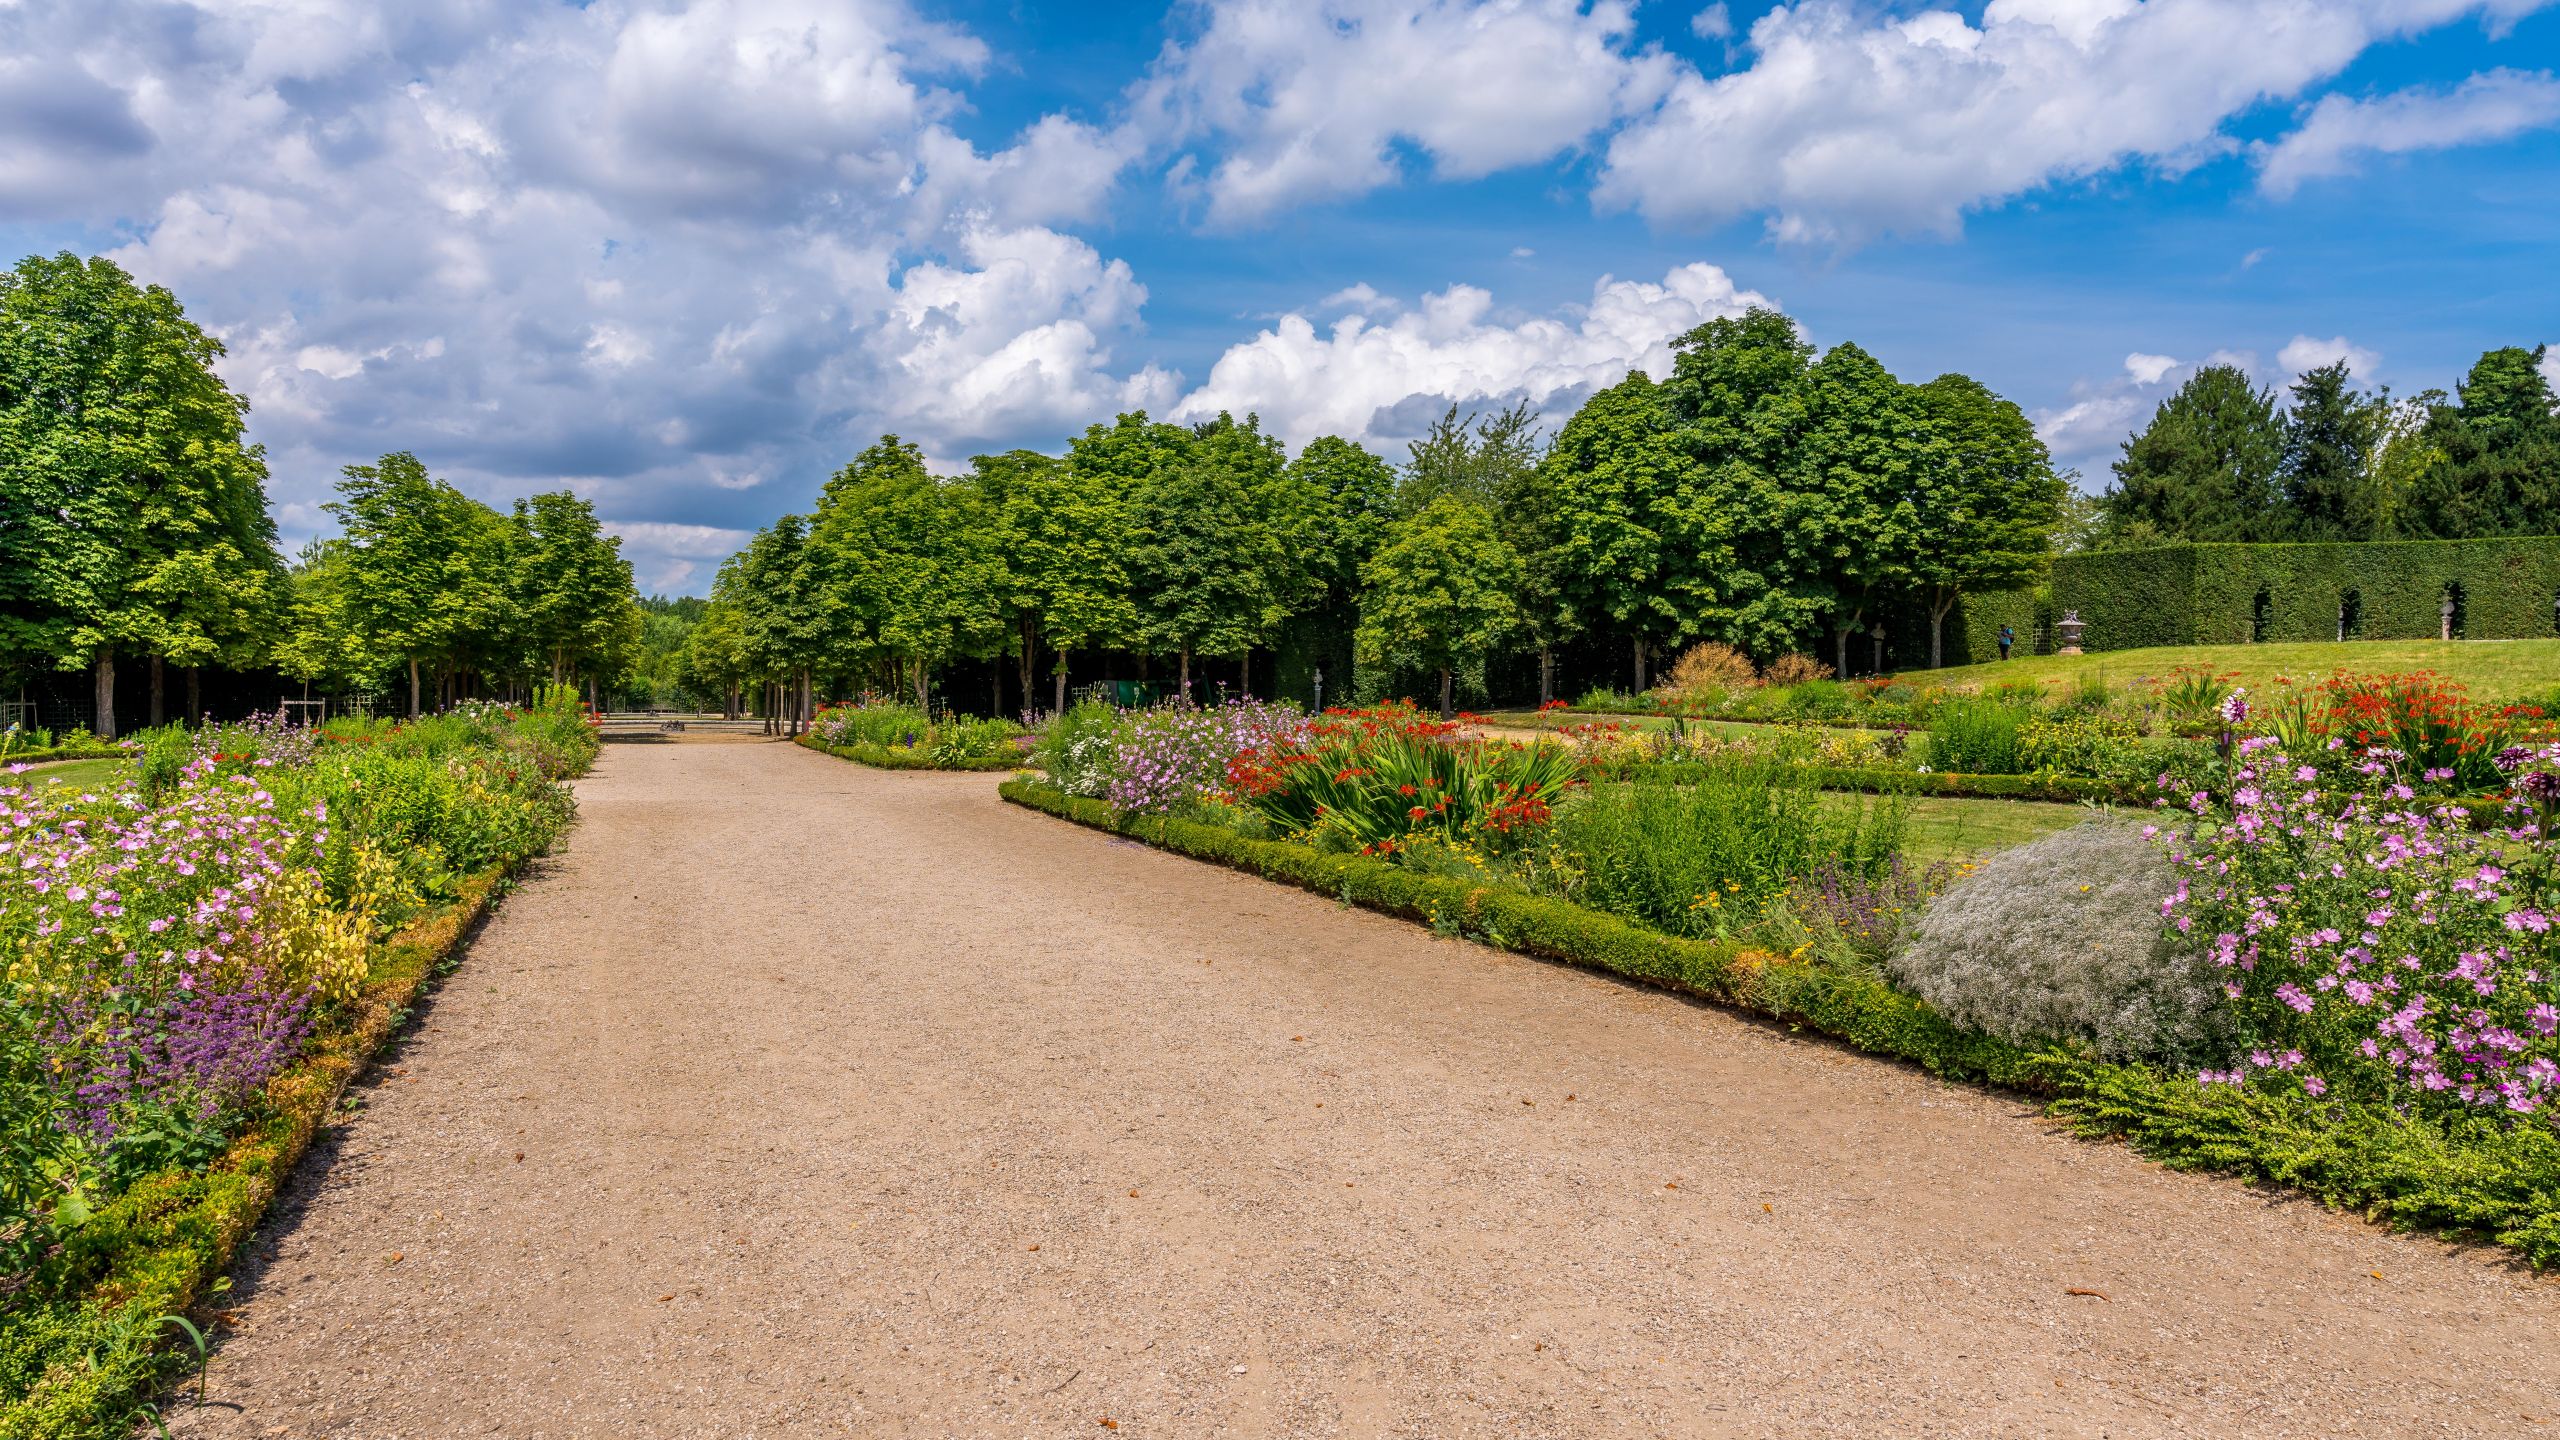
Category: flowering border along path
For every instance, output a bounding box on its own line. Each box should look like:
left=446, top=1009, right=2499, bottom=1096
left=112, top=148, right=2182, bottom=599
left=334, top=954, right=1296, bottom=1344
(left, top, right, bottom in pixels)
left=795, top=734, right=1020, bottom=772
left=1, top=844, right=571, bottom=1438
left=999, top=778, right=2560, bottom=1267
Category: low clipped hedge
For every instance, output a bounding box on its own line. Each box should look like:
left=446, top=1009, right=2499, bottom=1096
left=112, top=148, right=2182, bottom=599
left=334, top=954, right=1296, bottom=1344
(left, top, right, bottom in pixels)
left=1602, top=760, right=2123, bottom=805
left=796, top=735, right=1019, bottom=772
left=2, top=869, right=516, bottom=1438
left=1, top=745, right=128, bottom=767
left=1002, top=779, right=2560, bottom=1264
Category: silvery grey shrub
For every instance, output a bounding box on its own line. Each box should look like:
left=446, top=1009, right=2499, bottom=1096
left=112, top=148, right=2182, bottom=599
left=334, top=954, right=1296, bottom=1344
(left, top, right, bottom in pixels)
left=1887, top=819, right=2232, bottom=1065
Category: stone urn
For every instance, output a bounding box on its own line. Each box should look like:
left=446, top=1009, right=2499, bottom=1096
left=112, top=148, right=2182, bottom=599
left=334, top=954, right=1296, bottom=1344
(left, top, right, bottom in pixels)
left=2057, top=609, right=2086, bottom=656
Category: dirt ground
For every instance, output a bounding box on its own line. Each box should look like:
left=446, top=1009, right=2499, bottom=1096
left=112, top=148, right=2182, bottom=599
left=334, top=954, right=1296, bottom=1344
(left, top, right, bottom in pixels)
left=168, top=739, right=2560, bottom=1438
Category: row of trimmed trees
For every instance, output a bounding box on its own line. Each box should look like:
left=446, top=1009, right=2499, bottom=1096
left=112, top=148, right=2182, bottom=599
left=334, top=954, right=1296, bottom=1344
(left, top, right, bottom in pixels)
left=698, top=307, right=2067, bottom=719
left=1, top=252, right=641, bottom=734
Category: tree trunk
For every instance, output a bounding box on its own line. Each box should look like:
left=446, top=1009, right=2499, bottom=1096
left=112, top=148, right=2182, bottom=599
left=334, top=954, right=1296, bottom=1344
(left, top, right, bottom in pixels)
left=408, top=657, right=421, bottom=719
left=1019, top=618, right=1038, bottom=715
left=1054, top=649, right=1069, bottom=714
left=1438, top=665, right=1454, bottom=720
left=1833, top=627, right=1851, bottom=679
left=1240, top=649, right=1251, bottom=700
left=1928, top=590, right=1957, bottom=670
left=991, top=662, right=1002, bottom=718
left=1179, top=643, right=1192, bottom=702
left=551, top=647, right=564, bottom=686
left=93, top=649, right=115, bottom=740
left=1631, top=637, right=1649, bottom=693
left=1538, top=645, right=1554, bottom=705
left=913, top=657, right=929, bottom=712
left=186, top=666, right=201, bottom=726
left=148, top=656, right=165, bottom=728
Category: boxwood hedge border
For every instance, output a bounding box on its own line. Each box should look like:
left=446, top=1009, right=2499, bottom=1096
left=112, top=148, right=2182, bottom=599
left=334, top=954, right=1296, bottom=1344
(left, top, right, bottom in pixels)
left=1000, top=778, right=2560, bottom=1266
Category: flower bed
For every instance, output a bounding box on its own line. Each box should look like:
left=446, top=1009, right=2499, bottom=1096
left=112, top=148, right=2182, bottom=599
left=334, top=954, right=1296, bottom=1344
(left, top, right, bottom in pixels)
left=999, top=687, right=2560, bottom=1265
left=0, top=692, right=597, bottom=1437
left=805, top=701, right=1021, bottom=771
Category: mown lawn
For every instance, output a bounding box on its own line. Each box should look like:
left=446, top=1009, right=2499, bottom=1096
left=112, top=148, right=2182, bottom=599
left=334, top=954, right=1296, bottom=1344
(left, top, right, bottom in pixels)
left=1908, top=638, right=2560, bottom=700
left=1883, top=794, right=2094, bottom=862
left=9, top=758, right=129, bottom=791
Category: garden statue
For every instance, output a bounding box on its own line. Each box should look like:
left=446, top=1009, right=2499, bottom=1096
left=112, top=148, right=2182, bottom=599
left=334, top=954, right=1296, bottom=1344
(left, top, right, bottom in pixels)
left=2442, top=590, right=2456, bottom=641
left=2057, top=609, right=2085, bottom=655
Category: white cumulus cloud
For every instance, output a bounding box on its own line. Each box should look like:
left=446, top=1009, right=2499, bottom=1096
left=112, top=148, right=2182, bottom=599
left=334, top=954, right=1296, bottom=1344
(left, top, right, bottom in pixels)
left=1133, top=0, right=1675, bottom=225
left=1598, top=0, right=2556, bottom=244
left=2278, top=334, right=2381, bottom=378
left=2256, top=67, right=2560, bottom=197
left=1171, top=261, right=1771, bottom=447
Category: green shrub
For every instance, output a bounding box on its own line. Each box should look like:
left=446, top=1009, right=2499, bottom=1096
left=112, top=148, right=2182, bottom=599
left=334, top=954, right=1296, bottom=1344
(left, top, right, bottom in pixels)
left=2017, top=714, right=2147, bottom=785
left=1771, top=678, right=1850, bottom=719
left=1030, top=700, right=1122, bottom=796
left=1546, top=763, right=1904, bottom=940
left=1888, top=821, right=2232, bottom=1064
left=1929, top=695, right=2034, bottom=773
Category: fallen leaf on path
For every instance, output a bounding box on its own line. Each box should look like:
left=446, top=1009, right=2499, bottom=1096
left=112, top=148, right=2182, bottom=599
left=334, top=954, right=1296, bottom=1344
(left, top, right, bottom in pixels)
left=1762, top=1204, right=1772, bottom=1213
left=1028, top=1244, right=1040, bottom=1252
left=1565, top=1094, right=1576, bottom=1102
left=2369, top=1271, right=2385, bottom=1280
left=514, top=1152, right=525, bottom=1162
left=385, top=1252, right=403, bottom=1265
left=1520, top=1099, right=1534, bottom=1107
left=657, top=1294, right=674, bottom=1303
left=1664, top=1182, right=1679, bottom=1191
left=1098, top=1420, right=1118, bottom=1430
left=2064, top=1288, right=2109, bottom=1300
left=1290, top=1035, right=1303, bottom=1042
left=1128, top=1190, right=1139, bottom=1198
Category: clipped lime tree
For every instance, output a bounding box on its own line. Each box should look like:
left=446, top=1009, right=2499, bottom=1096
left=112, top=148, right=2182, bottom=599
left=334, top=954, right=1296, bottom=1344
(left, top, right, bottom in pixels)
left=1355, top=497, right=1525, bottom=718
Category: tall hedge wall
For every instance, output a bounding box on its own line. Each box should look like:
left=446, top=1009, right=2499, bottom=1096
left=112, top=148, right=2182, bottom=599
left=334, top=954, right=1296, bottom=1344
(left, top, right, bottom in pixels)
left=1960, top=536, right=2560, bottom=655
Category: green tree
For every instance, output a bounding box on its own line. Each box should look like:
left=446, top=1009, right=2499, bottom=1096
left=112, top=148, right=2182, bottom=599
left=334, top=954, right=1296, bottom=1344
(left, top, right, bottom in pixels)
left=1356, top=497, right=1525, bottom=718
left=512, top=490, right=638, bottom=688
left=0, top=252, right=281, bottom=736
left=325, top=452, right=510, bottom=718
left=1126, top=413, right=1294, bottom=698
left=2103, top=365, right=2285, bottom=543
left=1544, top=372, right=1717, bottom=689
left=809, top=436, right=1007, bottom=710
left=2276, top=362, right=2390, bottom=541
left=722, top=516, right=827, bottom=733
left=976, top=448, right=1135, bottom=713
left=2404, top=346, right=2560, bottom=538
left=1910, top=373, right=2065, bottom=667
left=680, top=597, right=755, bottom=719
left=1661, top=308, right=1827, bottom=663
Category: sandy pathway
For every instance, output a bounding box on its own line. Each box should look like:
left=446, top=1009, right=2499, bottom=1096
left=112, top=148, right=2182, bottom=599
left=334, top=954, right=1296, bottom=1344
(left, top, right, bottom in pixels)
left=171, top=740, right=2559, bottom=1438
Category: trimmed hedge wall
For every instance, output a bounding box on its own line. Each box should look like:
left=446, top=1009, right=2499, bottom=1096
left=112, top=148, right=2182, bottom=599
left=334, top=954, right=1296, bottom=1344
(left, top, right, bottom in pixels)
left=1001, top=779, right=2560, bottom=1263
left=1963, top=536, right=2560, bottom=656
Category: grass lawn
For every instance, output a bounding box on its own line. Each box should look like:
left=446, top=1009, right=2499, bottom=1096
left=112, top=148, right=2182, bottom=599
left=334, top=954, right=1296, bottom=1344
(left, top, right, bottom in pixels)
left=8, top=758, right=129, bottom=791
left=1906, top=638, right=2560, bottom=701
left=1873, top=794, right=2095, bottom=862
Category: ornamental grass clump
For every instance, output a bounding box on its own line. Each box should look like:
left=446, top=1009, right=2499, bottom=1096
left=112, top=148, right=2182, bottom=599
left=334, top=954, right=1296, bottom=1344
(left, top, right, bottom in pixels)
left=1546, top=761, right=1903, bottom=941
left=2155, top=737, right=2560, bottom=1117
left=1889, top=820, right=2231, bottom=1064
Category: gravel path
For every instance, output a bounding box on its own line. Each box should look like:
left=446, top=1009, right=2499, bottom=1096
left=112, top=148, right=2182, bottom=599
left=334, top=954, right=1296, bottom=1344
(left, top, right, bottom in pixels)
left=171, top=739, right=2559, bottom=1438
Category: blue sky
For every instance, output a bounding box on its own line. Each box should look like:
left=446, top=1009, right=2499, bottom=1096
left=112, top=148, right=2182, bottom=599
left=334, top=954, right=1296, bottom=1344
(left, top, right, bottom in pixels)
left=5, top=1, right=2557, bottom=591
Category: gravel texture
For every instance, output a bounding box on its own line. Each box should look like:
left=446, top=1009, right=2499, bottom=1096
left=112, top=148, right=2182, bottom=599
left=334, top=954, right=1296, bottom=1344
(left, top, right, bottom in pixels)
left=168, top=738, right=2560, bottom=1438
